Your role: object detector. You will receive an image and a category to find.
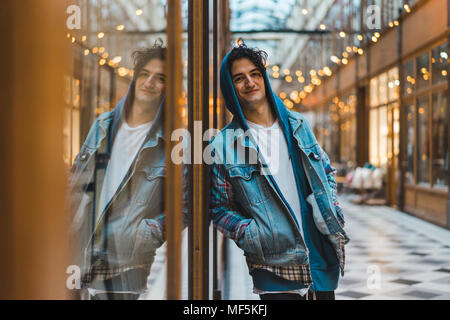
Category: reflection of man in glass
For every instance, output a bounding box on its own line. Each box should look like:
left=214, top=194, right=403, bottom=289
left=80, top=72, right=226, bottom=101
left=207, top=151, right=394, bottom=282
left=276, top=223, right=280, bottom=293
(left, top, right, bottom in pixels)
left=68, top=43, right=167, bottom=300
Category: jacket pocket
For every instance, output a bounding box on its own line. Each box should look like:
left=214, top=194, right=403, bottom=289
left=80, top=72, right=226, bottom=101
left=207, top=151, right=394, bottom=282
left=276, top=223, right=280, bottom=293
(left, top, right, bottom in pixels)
left=306, top=193, right=331, bottom=235
left=237, top=220, right=265, bottom=261
left=227, top=165, right=269, bottom=205
left=133, top=166, right=166, bottom=205
left=132, top=219, right=161, bottom=264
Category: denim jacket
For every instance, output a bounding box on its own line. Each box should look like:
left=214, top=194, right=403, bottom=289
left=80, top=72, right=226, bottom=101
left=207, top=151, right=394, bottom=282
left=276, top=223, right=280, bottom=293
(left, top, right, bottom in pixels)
left=209, top=109, right=349, bottom=270
left=67, top=97, right=166, bottom=287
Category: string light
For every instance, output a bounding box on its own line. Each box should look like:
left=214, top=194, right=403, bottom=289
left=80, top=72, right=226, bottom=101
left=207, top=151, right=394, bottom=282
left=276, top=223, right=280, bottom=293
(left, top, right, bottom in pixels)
left=98, top=32, right=105, bottom=39
left=331, top=56, right=340, bottom=64
left=118, top=67, right=129, bottom=77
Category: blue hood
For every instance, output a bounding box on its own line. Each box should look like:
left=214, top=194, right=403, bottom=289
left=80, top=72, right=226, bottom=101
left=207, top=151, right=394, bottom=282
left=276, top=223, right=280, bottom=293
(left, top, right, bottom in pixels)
left=219, top=51, right=292, bottom=141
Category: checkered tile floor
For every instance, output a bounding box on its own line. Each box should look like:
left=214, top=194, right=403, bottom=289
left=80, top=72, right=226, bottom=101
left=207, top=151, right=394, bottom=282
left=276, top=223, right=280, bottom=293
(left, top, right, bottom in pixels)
left=226, top=197, right=450, bottom=300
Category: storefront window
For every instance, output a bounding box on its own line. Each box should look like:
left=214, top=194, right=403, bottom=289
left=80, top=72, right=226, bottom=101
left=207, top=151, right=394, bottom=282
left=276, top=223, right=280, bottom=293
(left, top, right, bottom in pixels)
left=379, top=105, right=388, bottom=167
left=432, top=91, right=448, bottom=187
left=370, top=77, right=379, bottom=107
left=416, top=52, right=430, bottom=90
left=369, top=67, right=399, bottom=169
left=339, top=93, right=356, bottom=165
left=417, top=96, right=430, bottom=184
left=379, top=72, right=388, bottom=105
left=432, top=42, right=448, bottom=85
left=403, top=60, right=414, bottom=97
left=406, top=104, right=415, bottom=184
left=388, top=68, right=399, bottom=102
left=369, top=108, right=379, bottom=167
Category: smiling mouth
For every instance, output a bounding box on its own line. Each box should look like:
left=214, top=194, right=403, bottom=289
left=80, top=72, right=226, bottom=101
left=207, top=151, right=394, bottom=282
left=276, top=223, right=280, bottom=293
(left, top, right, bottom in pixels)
left=140, top=89, right=157, bottom=94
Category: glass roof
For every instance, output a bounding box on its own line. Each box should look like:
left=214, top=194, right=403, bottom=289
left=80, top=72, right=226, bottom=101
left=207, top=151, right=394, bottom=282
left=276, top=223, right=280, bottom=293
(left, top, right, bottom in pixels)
left=230, top=0, right=296, bottom=31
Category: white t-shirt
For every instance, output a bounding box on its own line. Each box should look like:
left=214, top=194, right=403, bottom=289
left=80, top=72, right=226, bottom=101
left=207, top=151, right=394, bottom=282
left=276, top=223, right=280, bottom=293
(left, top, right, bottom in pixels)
left=247, top=119, right=304, bottom=238
left=97, top=120, right=152, bottom=219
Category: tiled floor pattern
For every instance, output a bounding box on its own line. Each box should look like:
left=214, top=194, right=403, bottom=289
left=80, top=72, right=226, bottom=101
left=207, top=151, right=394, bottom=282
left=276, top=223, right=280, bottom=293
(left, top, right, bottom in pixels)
left=226, top=197, right=450, bottom=300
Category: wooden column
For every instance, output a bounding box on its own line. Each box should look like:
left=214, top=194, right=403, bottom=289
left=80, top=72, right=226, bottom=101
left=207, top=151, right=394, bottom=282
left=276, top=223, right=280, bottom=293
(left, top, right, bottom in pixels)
left=0, top=0, right=69, bottom=299
left=188, top=0, right=210, bottom=300
left=165, top=0, right=184, bottom=300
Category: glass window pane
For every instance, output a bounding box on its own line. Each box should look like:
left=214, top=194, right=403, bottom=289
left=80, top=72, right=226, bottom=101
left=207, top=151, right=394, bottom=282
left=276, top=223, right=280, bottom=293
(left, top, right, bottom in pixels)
left=417, top=96, right=430, bottom=184
left=432, top=42, right=448, bottom=85
left=66, top=1, right=180, bottom=300
left=406, top=103, right=415, bottom=184
left=416, top=52, right=430, bottom=90
left=403, top=60, right=414, bottom=97
left=388, top=67, right=399, bottom=102
left=370, top=108, right=379, bottom=166
left=379, top=72, right=388, bottom=105
left=432, top=91, right=448, bottom=187
left=370, top=77, right=378, bottom=107
left=379, top=106, right=388, bottom=167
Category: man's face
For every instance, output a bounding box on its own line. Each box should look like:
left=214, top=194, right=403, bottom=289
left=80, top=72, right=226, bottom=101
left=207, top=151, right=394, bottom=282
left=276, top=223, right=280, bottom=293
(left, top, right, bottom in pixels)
left=134, top=58, right=166, bottom=106
left=230, top=58, right=266, bottom=109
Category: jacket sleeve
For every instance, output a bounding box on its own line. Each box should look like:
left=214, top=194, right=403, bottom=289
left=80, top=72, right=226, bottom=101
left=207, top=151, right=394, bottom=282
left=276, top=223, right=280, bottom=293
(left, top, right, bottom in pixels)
left=210, top=162, right=251, bottom=241
left=318, top=144, right=345, bottom=227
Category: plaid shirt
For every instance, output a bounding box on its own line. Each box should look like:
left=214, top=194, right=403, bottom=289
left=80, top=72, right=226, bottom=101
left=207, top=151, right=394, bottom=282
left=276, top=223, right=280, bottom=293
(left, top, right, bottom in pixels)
left=247, top=262, right=313, bottom=286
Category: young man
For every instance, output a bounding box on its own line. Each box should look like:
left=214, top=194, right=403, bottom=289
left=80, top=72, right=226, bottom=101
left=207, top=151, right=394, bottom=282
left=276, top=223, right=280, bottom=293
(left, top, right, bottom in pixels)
left=209, top=44, right=349, bottom=300
left=68, top=44, right=167, bottom=300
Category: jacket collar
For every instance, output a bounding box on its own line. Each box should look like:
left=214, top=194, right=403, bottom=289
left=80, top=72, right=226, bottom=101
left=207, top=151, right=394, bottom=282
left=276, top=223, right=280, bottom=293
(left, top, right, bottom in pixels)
left=229, top=109, right=304, bottom=148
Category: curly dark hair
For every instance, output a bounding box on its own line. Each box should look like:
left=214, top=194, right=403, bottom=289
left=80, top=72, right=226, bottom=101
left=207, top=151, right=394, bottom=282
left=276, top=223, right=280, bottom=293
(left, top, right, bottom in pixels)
left=228, top=42, right=268, bottom=74
left=131, top=39, right=166, bottom=77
